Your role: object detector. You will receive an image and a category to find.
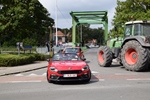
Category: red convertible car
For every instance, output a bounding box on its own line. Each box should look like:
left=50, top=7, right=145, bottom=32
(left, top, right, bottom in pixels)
left=47, top=53, right=91, bottom=83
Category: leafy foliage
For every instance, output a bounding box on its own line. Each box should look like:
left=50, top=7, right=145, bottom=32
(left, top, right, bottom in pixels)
left=0, top=0, right=54, bottom=46
left=68, top=25, right=104, bottom=45
left=111, top=0, right=150, bottom=37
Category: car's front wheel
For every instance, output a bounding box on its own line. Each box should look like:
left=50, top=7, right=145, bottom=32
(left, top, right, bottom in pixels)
left=47, top=71, right=52, bottom=83
left=84, top=71, right=91, bottom=83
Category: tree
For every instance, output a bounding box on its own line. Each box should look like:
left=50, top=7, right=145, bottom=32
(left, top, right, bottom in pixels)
left=111, top=0, right=150, bottom=37
left=0, top=0, right=54, bottom=46
left=68, top=25, right=104, bottom=45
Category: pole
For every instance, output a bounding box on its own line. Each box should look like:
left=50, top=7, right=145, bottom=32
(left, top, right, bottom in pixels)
left=49, top=26, right=53, bottom=57
left=55, top=0, right=58, bottom=46
left=80, top=25, right=82, bottom=43
left=0, top=41, right=1, bottom=54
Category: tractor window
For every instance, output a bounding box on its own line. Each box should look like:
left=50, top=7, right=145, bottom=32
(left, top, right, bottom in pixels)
left=124, top=25, right=132, bottom=37
left=142, top=23, right=150, bottom=36
left=134, top=24, right=141, bottom=36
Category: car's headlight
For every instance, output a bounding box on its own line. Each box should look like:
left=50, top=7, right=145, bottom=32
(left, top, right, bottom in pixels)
left=82, top=66, right=89, bottom=71
left=49, top=66, right=58, bottom=72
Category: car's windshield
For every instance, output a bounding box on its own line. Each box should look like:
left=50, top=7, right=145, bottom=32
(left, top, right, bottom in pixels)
left=52, top=53, right=81, bottom=61
left=64, top=48, right=78, bottom=53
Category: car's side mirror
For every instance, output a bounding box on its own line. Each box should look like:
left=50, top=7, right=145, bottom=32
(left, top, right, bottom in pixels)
left=82, top=58, right=86, bottom=61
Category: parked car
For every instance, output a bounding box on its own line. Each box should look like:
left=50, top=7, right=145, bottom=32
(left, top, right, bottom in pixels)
left=62, top=47, right=85, bottom=59
left=85, top=43, right=99, bottom=48
left=46, top=53, right=91, bottom=83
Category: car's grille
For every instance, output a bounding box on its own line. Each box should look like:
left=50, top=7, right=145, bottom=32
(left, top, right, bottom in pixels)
left=58, top=70, right=82, bottom=74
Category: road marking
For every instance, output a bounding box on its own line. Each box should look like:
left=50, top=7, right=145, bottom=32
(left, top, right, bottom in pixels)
left=15, top=74, right=24, bottom=76
left=91, top=71, right=99, bottom=74
left=42, top=73, right=46, bottom=76
left=90, top=79, right=105, bottom=82
left=115, top=73, right=138, bottom=75
left=127, top=78, right=150, bottom=81
left=13, top=71, right=99, bottom=77
left=27, top=73, right=37, bottom=76
left=10, top=80, right=42, bottom=83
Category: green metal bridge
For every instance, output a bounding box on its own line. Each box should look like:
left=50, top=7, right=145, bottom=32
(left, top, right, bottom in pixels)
left=70, top=11, right=108, bottom=44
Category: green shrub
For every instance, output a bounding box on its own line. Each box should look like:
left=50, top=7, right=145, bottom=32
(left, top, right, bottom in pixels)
left=0, top=53, right=49, bottom=67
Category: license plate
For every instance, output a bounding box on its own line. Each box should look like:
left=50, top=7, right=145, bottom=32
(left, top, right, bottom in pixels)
left=63, top=74, right=77, bottom=77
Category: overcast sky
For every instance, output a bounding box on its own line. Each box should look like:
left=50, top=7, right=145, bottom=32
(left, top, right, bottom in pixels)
left=39, top=0, right=120, bottom=30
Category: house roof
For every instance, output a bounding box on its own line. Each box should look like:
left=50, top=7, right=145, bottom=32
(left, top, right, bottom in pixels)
left=54, top=30, right=64, bottom=36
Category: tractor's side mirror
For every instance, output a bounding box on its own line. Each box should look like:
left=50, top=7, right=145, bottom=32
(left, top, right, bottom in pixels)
left=82, top=58, right=86, bottom=61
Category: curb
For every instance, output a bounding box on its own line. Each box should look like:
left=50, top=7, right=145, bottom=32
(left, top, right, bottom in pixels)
left=0, top=66, right=47, bottom=77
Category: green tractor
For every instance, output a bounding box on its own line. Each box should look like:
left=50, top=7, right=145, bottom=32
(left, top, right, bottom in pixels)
left=97, top=20, right=150, bottom=71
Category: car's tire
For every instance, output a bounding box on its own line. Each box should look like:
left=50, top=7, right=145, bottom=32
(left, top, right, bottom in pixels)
left=97, top=46, right=113, bottom=67
left=121, top=40, right=149, bottom=71
left=84, top=71, right=91, bottom=83
left=47, top=71, right=52, bottom=83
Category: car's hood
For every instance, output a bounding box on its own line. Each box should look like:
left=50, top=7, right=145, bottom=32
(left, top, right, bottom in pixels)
left=52, top=61, right=87, bottom=70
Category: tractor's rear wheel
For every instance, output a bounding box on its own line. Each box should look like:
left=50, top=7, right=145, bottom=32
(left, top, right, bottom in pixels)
left=121, top=40, right=149, bottom=71
left=97, top=46, right=113, bottom=67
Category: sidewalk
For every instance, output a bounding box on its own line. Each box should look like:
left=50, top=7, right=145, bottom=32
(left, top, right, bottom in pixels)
left=0, top=61, right=48, bottom=76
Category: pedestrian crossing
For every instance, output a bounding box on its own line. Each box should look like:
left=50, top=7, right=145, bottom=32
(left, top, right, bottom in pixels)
left=0, top=71, right=150, bottom=83
left=14, top=71, right=99, bottom=77
left=14, top=73, right=47, bottom=77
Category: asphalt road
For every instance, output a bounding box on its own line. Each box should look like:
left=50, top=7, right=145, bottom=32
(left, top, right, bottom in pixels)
left=0, top=48, right=150, bottom=100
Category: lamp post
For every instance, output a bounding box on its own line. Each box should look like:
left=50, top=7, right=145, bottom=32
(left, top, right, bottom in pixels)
left=55, top=0, right=58, bottom=46
left=0, top=5, right=3, bottom=54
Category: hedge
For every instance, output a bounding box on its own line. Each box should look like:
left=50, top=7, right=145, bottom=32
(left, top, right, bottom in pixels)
left=0, top=53, right=50, bottom=67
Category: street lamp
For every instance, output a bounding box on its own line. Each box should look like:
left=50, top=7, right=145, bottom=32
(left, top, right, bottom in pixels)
left=55, top=0, right=58, bottom=46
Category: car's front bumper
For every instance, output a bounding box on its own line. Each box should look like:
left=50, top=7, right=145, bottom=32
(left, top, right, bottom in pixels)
left=49, top=73, right=91, bottom=82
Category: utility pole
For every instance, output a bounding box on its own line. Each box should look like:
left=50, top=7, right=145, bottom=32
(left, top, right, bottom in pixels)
left=55, top=0, right=58, bottom=46
left=80, top=25, right=82, bottom=43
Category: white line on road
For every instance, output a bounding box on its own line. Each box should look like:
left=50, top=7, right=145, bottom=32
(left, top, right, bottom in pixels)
left=14, top=71, right=99, bottom=77
left=127, top=78, right=150, bottom=81
left=10, top=80, right=42, bottom=83
left=42, top=73, right=46, bottom=76
left=115, top=73, right=138, bottom=75
left=91, top=71, right=99, bottom=74
left=27, top=73, right=38, bottom=76
left=90, top=79, right=105, bottom=82
left=15, top=74, right=24, bottom=76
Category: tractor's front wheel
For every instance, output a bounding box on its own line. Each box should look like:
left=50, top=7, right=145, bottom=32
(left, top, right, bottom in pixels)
left=121, top=40, right=149, bottom=71
left=97, top=46, right=113, bottom=67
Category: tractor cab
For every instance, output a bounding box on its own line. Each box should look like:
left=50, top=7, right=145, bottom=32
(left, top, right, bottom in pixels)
left=124, top=21, right=150, bottom=37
